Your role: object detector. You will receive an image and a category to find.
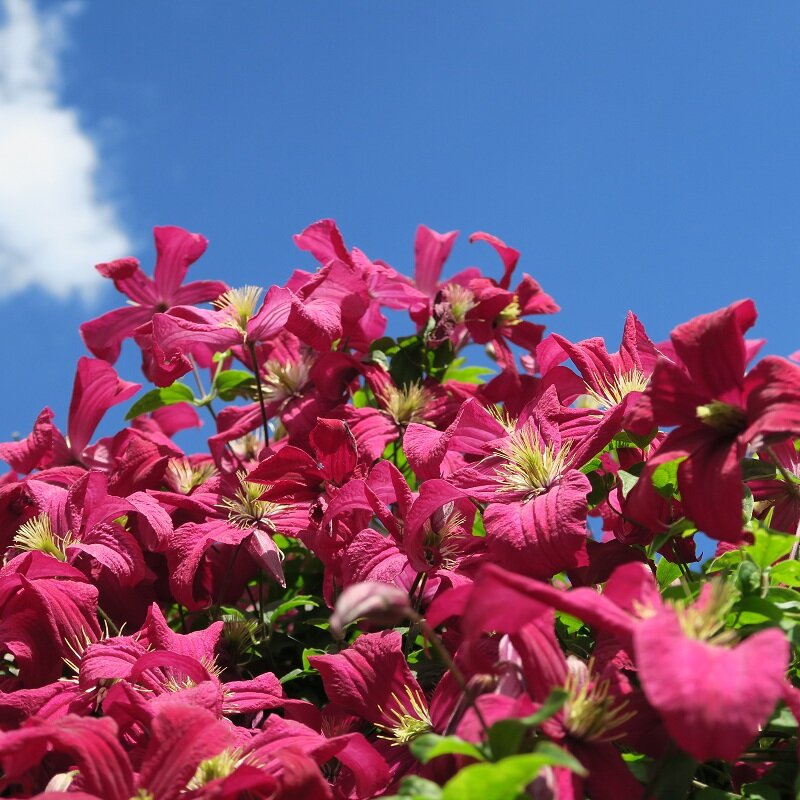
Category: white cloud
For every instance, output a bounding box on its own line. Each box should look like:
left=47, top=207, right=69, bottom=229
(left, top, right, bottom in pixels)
left=0, top=0, right=130, bottom=300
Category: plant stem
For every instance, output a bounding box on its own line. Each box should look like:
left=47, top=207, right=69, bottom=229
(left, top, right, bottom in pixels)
left=97, top=605, right=120, bottom=637
left=411, top=612, right=491, bottom=740
left=247, top=341, right=271, bottom=446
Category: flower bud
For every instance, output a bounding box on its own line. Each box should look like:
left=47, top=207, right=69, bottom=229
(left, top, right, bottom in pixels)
left=330, top=582, right=412, bottom=639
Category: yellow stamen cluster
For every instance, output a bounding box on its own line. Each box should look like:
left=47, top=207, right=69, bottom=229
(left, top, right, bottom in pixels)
left=375, top=685, right=433, bottom=746
left=163, top=655, right=222, bottom=693
left=442, top=283, right=476, bottom=323
left=675, top=581, right=737, bottom=646
left=261, top=357, right=312, bottom=403
left=165, top=458, right=217, bottom=494
left=14, top=514, right=74, bottom=561
left=423, top=511, right=466, bottom=570
left=212, top=285, right=263, bottom=337
left=494, top=426, right=571, bottom=500
left=187, top=748, right=243, bottom=790
left=497, top=297, right=521, bottom=327
left=384, top=383, right=432, bottom=425
left=219, top=471, right=286, bottom=530
left=563, top=660, right=635, bottom=743
left=584, top=368, right=649, bottom=410
left=487, top=403, right=517, bottom=434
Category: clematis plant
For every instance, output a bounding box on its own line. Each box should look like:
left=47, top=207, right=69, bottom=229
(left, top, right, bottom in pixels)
left=1, top=219, right=799, bottom=799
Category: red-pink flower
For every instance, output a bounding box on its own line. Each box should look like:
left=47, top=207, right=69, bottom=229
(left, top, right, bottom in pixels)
left=80, top=226, right=227, bottom=363
left=429, top=562, right=789, bottom=762
left=626, top=300, right=800, bottom=541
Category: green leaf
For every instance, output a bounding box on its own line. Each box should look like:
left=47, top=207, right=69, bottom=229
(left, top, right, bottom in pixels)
left=301, top=647, right=327, bottom=671
left=741, top=782, right=782, bottom=800
left=731, top=596, right=783, bottom=626
left=214, top=369, right=254, bottom=400
left=648, top=747, right=697, bottom=800
left=742, top=457, right=779, bottom=481
left=441, top=746, right=585, bottom=800
left=442, top=357, right=495, bottom=385
left=486, top=688, right=568, bottom=760
left=708, top=550, right=744, bottom=573
left=617, top=469, right=639, bottom=499
left=747, top=526, right=794, bottom=569
left=579, top=456, right=602, bottom=475
left=655, top=557, right=683, bottom=590
left=770, top=560, right=800, bottom=587
left=742, top=485, right=754, bottom=523
left=651, top=457, right=685, bottom=499
left=124, top=382, right=195, bottom=420
left=735, top=560, right=762, bottom=596
left=766, top=703, right=798, bottom=733
left=384, top=776, right=444, bottom=799
left=264, top=594, right=319, bottom=626
left=411, top=734, right=486, bottom=764
left=352, top=388, right=370, bottom=408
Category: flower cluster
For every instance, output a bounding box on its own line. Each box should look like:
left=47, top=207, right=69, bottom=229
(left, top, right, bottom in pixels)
left=1, top=221, right=799, bottom=799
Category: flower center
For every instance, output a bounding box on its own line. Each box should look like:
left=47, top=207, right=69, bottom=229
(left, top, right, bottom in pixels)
left=187, top=748, right=242, bottom=790
left=423, top=510, right=466, bottom=570
left=261, top=357, right=312, bottom=403
left=675, top=581, right=737, bottom=646
left=487, top=403, right=517, bottom=434
left=442, top=284, right=476, bottom=323
left=494, top=426, right=571, bottom=500
left=496, top=297, right=521, bottom=327
left=695, top=400, right=747, bottom=434
left=213, top=285, right=263, bottom=337
left=165, top=458, right=217, bottom=494
left=384, top=383, right=432, bottom=425
left=584, top=368, right=649, bottom=410
left=220, top=471, right=286, bottom=530
left=14, top=514, right=73, bottom=561
left=375, top=686, right=433, bottom=746
left=563, top=661, right=634, bottom=743
left=230, top=431, right=264, bottom=461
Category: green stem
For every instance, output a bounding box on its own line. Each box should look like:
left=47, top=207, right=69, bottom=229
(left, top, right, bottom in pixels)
left=247, top=341, right=271, bottom=446
left=97, top=605, right=120, bottom=637
left=412, top=613, right=490, bottom=740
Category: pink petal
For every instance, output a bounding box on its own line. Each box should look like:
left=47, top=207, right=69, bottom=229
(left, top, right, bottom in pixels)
left=635, top=608, right=788, bottom=761
left=152, top=225, right=209, bottom=299
left=293, top=218, right=351, bottom=265
left=414, top=224, right=459, bottom=297
left=80, top=304, right=153, bottom=364
left=67, top=358, right=140, bottom=458
left=469, top=231, right=520, bottom=289
left=485, top=471, right=591, bottom=580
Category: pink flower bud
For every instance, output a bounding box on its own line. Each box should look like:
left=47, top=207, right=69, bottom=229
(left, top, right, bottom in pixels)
left=330, top=582, right=412, bottom=638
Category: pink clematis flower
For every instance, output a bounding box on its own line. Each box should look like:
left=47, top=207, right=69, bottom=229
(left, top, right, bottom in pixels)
left=625, top=299, right=800, bottom=542
left=80, top=226, right=227, bottom=363
left=309, top=631, right=452, bottom=785
left=0, top=358, right=140, bottom=473
left=540, top=310, right=664, bottom=415
left=429, top=561, right=789, bottom=762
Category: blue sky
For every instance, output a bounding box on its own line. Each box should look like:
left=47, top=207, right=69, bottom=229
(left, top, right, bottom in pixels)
left=1, top=1, right=799, bottom=447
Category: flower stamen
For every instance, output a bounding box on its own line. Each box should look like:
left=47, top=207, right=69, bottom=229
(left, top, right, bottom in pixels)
left=375, top=685, right=433, bottom=745
left=494, top=426, right=571, bottom=500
